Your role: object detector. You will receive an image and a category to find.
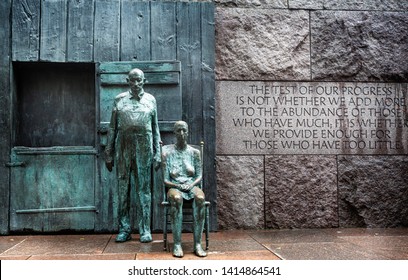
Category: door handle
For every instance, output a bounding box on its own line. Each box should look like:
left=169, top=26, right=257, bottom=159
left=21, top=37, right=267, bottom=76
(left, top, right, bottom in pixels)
left=5, top=161, right=26, bottom=167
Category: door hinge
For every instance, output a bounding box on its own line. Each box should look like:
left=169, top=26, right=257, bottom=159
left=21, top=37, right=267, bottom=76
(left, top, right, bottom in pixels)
left=5, top=161, right=26, bottom=167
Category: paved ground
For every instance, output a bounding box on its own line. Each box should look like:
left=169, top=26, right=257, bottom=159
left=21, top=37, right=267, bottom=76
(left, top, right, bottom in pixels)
left=0, top=228, right=407, bottom=260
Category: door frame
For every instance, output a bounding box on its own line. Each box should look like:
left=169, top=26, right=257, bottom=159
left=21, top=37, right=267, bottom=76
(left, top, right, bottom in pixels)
left=8, top=61, right=99, bottom=233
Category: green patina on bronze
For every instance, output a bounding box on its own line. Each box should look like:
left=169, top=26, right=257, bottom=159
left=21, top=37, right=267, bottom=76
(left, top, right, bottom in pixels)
left=2, top=2, right=215, bottom=235
left=162, top=121, right=207, bottom=257
left=105, top=68, right=161, bottom=243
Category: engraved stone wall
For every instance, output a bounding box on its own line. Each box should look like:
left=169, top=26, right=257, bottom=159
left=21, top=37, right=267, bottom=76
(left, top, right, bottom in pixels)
left=216, top=81, right=408, bottom=155
left=215, top=1, right=408, bottom=229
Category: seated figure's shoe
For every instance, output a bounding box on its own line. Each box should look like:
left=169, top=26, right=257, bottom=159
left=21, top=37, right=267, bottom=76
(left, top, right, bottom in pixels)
left=115, top=232, right=131, bottom=242
left=140, top=232, right=152, bottom=243
left=194, top=244, right=207, bottom=257
left=173, top=244, right=184, bottom=258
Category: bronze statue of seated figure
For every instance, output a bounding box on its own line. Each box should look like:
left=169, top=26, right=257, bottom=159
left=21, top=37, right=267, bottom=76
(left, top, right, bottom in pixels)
left=161, top=121, right=207, bottom=258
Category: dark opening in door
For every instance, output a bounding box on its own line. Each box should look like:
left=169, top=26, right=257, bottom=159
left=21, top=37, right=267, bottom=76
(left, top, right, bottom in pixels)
left=13, top=62, right=95, bottom=147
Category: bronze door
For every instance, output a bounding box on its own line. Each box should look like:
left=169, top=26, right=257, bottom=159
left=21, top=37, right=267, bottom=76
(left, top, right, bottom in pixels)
left=9, top=63, right=97, bottom=232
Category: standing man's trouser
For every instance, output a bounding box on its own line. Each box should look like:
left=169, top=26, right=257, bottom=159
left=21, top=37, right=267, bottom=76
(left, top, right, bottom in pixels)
left=117, top=161, right=152, bottom=236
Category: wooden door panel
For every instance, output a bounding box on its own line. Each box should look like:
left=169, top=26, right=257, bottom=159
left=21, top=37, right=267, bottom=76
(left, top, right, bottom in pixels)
left=9, top=147, right=97, bottom=232
left=10, top=62, right=97, bottom=233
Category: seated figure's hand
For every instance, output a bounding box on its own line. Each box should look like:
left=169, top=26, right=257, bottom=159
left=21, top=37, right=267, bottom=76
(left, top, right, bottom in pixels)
left=179, top=184, right=193, bottom=192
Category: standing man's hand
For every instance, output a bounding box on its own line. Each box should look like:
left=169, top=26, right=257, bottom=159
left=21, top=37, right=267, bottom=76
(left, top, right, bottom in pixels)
left=105, top=148, right=114, bottom=172
left=153, top=155, right=161, bottom=171
left=106, top=160, right=113, bottom=172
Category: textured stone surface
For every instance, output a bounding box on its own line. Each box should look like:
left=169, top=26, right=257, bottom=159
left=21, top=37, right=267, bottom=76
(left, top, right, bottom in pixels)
left=288, top=0, right=324, bottom=9
left=215, top=0, right=287, bottom=8
left=216, top=8, right=310, bottom=80
left=216, top=156, right=265, bottom=229
left=288, top=0, right=408, bottom=10
left=311, top=11, right=408, bottom=81
left=265, top=155, right=338, bottom=228
left=323, top=0, right=408, bottom=11
left=338, top=156, right=408, bottom=228
left=216, top=0, right=408, bottom=10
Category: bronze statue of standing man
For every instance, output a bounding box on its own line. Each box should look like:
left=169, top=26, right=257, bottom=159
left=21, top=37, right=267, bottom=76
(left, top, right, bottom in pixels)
left=105, top=68, right=161, bottom=243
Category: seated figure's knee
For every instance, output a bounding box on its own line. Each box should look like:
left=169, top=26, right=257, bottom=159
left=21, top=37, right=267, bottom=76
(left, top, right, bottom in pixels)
left=194, top=193, right=205, bottom=206
left=168, top=190, right=183, bottom=206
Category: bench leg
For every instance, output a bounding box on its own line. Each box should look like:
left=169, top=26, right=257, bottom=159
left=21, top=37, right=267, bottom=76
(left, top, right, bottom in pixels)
left=163, top=207, right=168, bottom=251
left=205, top=205, right=209, bottom=250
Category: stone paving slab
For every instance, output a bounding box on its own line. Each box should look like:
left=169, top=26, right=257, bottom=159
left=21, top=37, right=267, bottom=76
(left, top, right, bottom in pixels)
left=1, top=229, right=407, bottom=260
left=253, top=228, right=408, bottom=260
left=0, top=255, right=29, bottom=260
left=0, top=234, right=111, bottom=256
left=137, top=250, right=280, bottom=260
left=104, top=239, right=165, bottom=254
left=264, top=242, right=387, bottom=260
left=249, top=229, right=339, bottom=244
left=323, top=227, right=408, bottom=237
left=0, top=236, right=27, bottom=254
left=338, top=236, right=408, bottom=260
left=28, top=253, right=137, bottom=260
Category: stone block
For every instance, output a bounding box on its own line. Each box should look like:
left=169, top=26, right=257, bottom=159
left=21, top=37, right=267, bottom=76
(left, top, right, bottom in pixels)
left=214, top=0, right=288, bottom=8
left=288, top=0, right=408, bottom=10
left=216, top=8, right=310, bottom=80
left=323, top=0, right=408, bottom=11
left=311, top=11, right=408, bottom=81
left=288, top=0, right=324, bottom=9
left=338, top=156, right=408, bottom=227
left=216, top=156, right=265, bottom=229
left=265, top=155, right=338, bottom=228
left=215, top=0, right=287, bottom=8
